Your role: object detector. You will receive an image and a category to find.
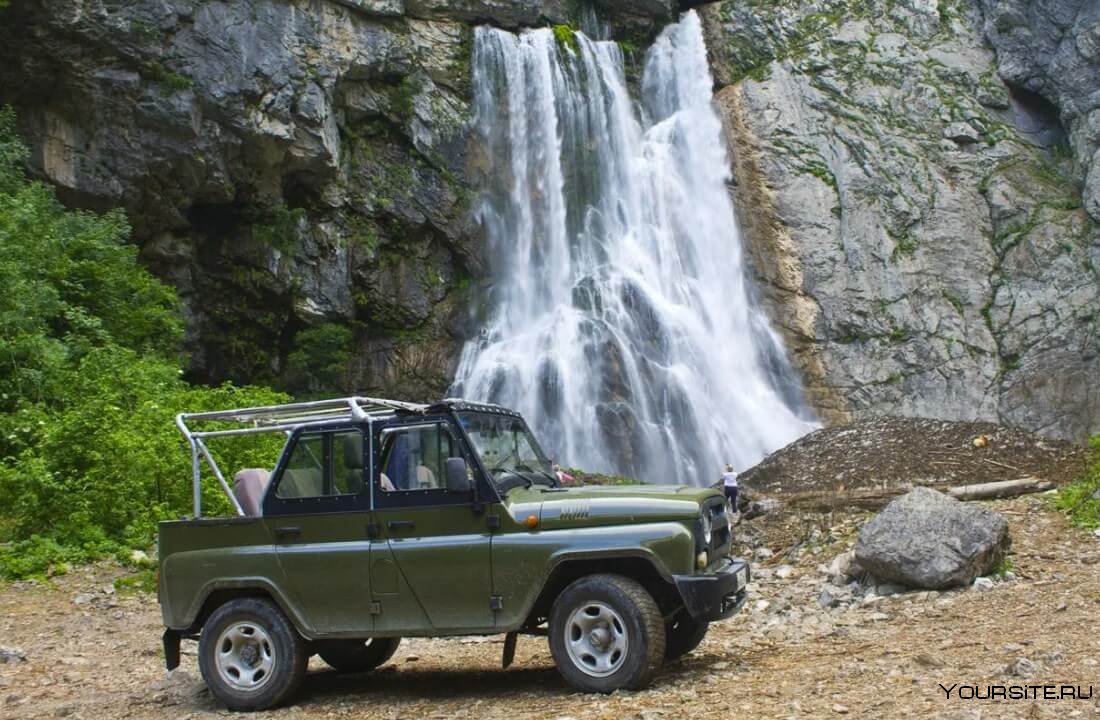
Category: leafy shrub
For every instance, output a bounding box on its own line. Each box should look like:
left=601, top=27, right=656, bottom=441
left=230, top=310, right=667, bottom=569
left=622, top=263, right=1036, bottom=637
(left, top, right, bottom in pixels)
left=1053, top=437, right=1100, bottom=529
left=0, top=107, right=288, bottom=578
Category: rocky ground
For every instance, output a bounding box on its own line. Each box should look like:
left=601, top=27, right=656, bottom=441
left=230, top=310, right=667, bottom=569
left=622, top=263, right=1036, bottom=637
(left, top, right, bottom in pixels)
left=742, top=416, right=1089, bottom=495
left=1, top=493, right=1097, bottom=720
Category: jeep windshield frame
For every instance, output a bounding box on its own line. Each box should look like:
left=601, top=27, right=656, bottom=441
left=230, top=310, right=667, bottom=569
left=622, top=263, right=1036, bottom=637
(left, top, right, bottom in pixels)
left=455, top=411, right=557, bottom=490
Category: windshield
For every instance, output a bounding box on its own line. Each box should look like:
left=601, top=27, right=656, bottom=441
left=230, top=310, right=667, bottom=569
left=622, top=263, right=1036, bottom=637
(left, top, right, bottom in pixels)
left=457, top=412, right=554, bottom=486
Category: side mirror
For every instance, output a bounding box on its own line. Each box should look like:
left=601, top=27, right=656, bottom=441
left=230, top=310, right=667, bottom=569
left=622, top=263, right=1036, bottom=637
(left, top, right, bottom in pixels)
left=445, top=457, right=471, bottom=493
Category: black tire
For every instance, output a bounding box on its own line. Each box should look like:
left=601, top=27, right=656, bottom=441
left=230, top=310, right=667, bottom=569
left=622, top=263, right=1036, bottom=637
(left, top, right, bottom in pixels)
left=198, top=597, right=308, bottom=711
left=317, top=637, right=401, bottom=673
left=665, top=614, right=709, bottom=661
left=548, top=574, right=666, bottom=693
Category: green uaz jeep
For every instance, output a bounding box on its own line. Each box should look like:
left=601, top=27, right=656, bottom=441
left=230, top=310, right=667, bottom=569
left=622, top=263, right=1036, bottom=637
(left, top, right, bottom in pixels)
left=160, top=397, right=749, bottom=710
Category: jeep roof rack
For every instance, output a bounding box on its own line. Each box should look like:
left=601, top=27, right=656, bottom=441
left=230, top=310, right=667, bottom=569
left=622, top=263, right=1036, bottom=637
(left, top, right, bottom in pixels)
left=176, top=396, right=437, bottom=519
left=174, top=396, right=520, bottom=518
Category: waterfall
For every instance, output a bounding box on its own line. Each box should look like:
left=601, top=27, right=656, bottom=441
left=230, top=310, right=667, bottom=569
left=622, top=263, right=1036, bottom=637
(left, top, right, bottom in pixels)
left=451, top=11, right=818, bottom=485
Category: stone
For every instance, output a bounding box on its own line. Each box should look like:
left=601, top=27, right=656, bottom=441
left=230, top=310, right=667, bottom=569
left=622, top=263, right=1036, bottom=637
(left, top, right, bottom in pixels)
left=73, top=593, right=95, bottom=606
left=828, top=550, right=863, bottom=583
left=775, top=564, right=794, bottom=580
left=914, top=652, right=944, bottom=668
left=129, top=549, right=151, bottom=566
left=943, top=122, right=981, bottom=144
left=854, top=488, right=1010, bottom=590
left=0, top=647, right=25, bottom=663
left=1006, top=657, right=1037, bottom=678
left=972, top=577, right=995, bottom=592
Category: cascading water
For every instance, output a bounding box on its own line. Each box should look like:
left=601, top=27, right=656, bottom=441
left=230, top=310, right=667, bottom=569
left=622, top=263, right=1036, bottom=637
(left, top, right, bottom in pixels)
left=451, top=11, right=818, bottom=485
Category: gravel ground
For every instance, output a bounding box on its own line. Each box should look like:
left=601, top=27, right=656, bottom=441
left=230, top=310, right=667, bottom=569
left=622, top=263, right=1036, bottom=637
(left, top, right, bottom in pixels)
left=741, top=417, right=1088, bottom=495
left=1, top=497, right=1098, bottom=720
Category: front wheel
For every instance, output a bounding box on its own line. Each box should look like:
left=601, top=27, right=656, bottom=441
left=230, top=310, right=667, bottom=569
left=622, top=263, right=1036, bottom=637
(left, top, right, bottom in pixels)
left=317, top=637, right=401, bottom=673
left=198, top=598, right=308, bottom=711
left=665, top=614, right=709, bottom=660
left=548, top=574, right=665, bottom=693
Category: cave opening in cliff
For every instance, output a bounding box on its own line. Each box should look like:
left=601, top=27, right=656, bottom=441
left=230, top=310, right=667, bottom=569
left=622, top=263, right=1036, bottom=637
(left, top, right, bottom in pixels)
left=1006, top=81, right=1068, bottom=153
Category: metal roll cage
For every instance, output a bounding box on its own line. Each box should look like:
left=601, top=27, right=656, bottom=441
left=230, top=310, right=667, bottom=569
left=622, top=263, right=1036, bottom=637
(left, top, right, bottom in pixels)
left=175, top=396, right=431, bottom=518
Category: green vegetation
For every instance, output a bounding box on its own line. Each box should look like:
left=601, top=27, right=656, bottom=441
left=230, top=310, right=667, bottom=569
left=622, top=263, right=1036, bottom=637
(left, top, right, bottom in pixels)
left=0, top=107, right=286, bottom=580
left=283, top=323, right=353, bottom=397
left=552, top=24, right=579, bottom=52
left=252, top=205, right=305, bottom=253
left=563, top=468, right=640, bottom=486
left=1053, top=438, right=1100, bottom=529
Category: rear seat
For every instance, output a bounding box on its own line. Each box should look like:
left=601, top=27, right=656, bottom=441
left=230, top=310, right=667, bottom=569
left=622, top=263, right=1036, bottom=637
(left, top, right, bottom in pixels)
left=233, top=469, right=271, bottom=516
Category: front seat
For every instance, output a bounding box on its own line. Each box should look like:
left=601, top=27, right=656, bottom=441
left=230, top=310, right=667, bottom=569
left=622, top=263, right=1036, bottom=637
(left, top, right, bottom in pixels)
left=233, top=468, right=271, bottom=516
left=343, top=433, right=365, bottom=493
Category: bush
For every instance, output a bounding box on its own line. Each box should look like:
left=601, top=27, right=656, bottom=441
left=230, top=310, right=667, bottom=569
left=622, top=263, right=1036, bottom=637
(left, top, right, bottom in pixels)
left=1053, top=437, right=1100, bottom=530
left=0, top=107, right=288, bottom=578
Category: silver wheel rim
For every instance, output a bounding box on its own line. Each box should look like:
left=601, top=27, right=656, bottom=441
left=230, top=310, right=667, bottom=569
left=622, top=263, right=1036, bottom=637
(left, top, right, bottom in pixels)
left=564, top=601, right=629, bottom=678
left=214, top=622, right=276, bottom=692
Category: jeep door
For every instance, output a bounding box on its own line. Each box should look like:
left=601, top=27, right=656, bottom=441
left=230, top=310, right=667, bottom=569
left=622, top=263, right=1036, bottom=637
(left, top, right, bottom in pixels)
left=264, top=426, right=374, bottom=636
left=370, top=418, right=494, bottom=633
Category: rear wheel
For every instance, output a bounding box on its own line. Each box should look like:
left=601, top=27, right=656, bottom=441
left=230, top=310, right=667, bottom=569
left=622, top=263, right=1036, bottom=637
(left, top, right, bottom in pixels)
left=665, top=614, right=709, bottom=661
left=317, top=637, right=401, bottom=673
left=198, top=598, right=307, bottom=711
left=548, top=574, right=665, bottom=693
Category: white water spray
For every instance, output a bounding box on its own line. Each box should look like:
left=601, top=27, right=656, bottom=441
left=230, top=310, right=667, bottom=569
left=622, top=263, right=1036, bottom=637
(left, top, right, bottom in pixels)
left=452, top=12, right=818, bottom=484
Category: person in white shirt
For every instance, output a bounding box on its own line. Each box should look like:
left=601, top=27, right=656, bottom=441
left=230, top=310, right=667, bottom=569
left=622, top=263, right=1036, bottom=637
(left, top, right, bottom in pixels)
left=721, top=464, right=739, bottom=511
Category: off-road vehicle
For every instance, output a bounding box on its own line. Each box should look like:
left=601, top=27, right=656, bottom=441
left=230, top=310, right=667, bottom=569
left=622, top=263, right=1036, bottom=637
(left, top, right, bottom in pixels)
left=160, top=397, right=749, bottom=710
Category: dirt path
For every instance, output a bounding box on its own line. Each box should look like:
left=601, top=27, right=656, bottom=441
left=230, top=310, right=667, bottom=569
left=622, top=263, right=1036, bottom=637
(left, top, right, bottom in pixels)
left=1, top=498, right=1098, bottom=720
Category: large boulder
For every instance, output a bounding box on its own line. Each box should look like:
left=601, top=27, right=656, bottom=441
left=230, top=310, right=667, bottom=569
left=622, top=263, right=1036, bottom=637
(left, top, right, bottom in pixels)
left=854, top=487, right=1009, bottom=589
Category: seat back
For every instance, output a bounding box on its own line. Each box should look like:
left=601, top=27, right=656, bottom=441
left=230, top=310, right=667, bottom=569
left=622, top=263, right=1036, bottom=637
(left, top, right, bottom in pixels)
left=233, top=468, right=271, bottom=516
left=343, top=433, right=365, bottom=493
left=281, top=468, right=323, bottom=498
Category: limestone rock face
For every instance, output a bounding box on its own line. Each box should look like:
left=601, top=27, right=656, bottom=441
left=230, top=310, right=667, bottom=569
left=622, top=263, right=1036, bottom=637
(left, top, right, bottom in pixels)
left=979, top=0, right=1100, bottom=222
left=0, top=0, right=671, bottom=397
left=855, top=487, right=1009, bottom=589
left=701, top=0, right=1100, bottom=440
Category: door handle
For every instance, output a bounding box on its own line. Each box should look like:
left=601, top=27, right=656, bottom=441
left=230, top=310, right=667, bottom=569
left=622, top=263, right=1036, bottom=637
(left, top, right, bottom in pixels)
left=387, top=520, right=415, bottom=531
left=274, top=526, right=301, bottom=539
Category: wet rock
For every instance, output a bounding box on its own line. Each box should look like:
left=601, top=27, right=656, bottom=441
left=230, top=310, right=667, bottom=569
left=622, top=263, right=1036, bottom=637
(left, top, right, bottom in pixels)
left=855, top=488, right=1010, bottom=590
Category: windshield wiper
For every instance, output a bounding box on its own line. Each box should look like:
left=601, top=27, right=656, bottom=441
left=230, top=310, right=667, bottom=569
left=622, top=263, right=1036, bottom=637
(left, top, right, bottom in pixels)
left=514, top=462, right=559, bottom=487
left=490, top=466, right=532, bottom=489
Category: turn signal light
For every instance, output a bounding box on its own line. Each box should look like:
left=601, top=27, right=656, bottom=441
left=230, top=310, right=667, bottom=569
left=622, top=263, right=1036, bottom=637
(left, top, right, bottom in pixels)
left=525, top=514, right=539, bottom=530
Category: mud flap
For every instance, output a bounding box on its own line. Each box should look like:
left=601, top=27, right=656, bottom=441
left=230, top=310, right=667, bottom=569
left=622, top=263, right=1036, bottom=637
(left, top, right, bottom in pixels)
left=502, top=631, right=518, bottom=669
left=163, top=629, right=181, bottom=671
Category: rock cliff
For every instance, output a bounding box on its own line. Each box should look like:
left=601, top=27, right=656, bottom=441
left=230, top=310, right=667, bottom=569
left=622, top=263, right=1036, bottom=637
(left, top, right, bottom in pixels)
left=0, top=0, right=1097, bottom=440
left=0, top=0, right=672, bottom=398
left=700, top=0, right=1099, bottom=439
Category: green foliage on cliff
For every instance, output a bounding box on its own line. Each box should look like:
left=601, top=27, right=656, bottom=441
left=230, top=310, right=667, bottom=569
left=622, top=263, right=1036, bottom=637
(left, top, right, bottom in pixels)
left=1054, top=437, right=1100, bottom=530
left=552, top=24, right=579, bottom=52
left=0, top=108, right=286, bottom=579
left=284, top=323, right=353, bottom=396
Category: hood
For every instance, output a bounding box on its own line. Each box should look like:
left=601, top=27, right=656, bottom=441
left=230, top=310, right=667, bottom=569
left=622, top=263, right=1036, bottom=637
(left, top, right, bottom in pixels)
left=502, top=483, right=721, bottom=528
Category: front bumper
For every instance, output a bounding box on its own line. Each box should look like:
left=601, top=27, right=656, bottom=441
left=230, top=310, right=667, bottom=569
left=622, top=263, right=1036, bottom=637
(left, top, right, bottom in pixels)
left=673, top=557, right=750, bottom=621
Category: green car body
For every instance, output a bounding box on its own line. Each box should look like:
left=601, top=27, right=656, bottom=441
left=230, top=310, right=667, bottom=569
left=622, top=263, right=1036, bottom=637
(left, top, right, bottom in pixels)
left=159, top=399, right=749, bottom=701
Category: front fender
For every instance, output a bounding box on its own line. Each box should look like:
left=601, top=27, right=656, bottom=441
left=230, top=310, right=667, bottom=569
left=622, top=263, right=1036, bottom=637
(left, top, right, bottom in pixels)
left=490, top=521, right=695, bottom=630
